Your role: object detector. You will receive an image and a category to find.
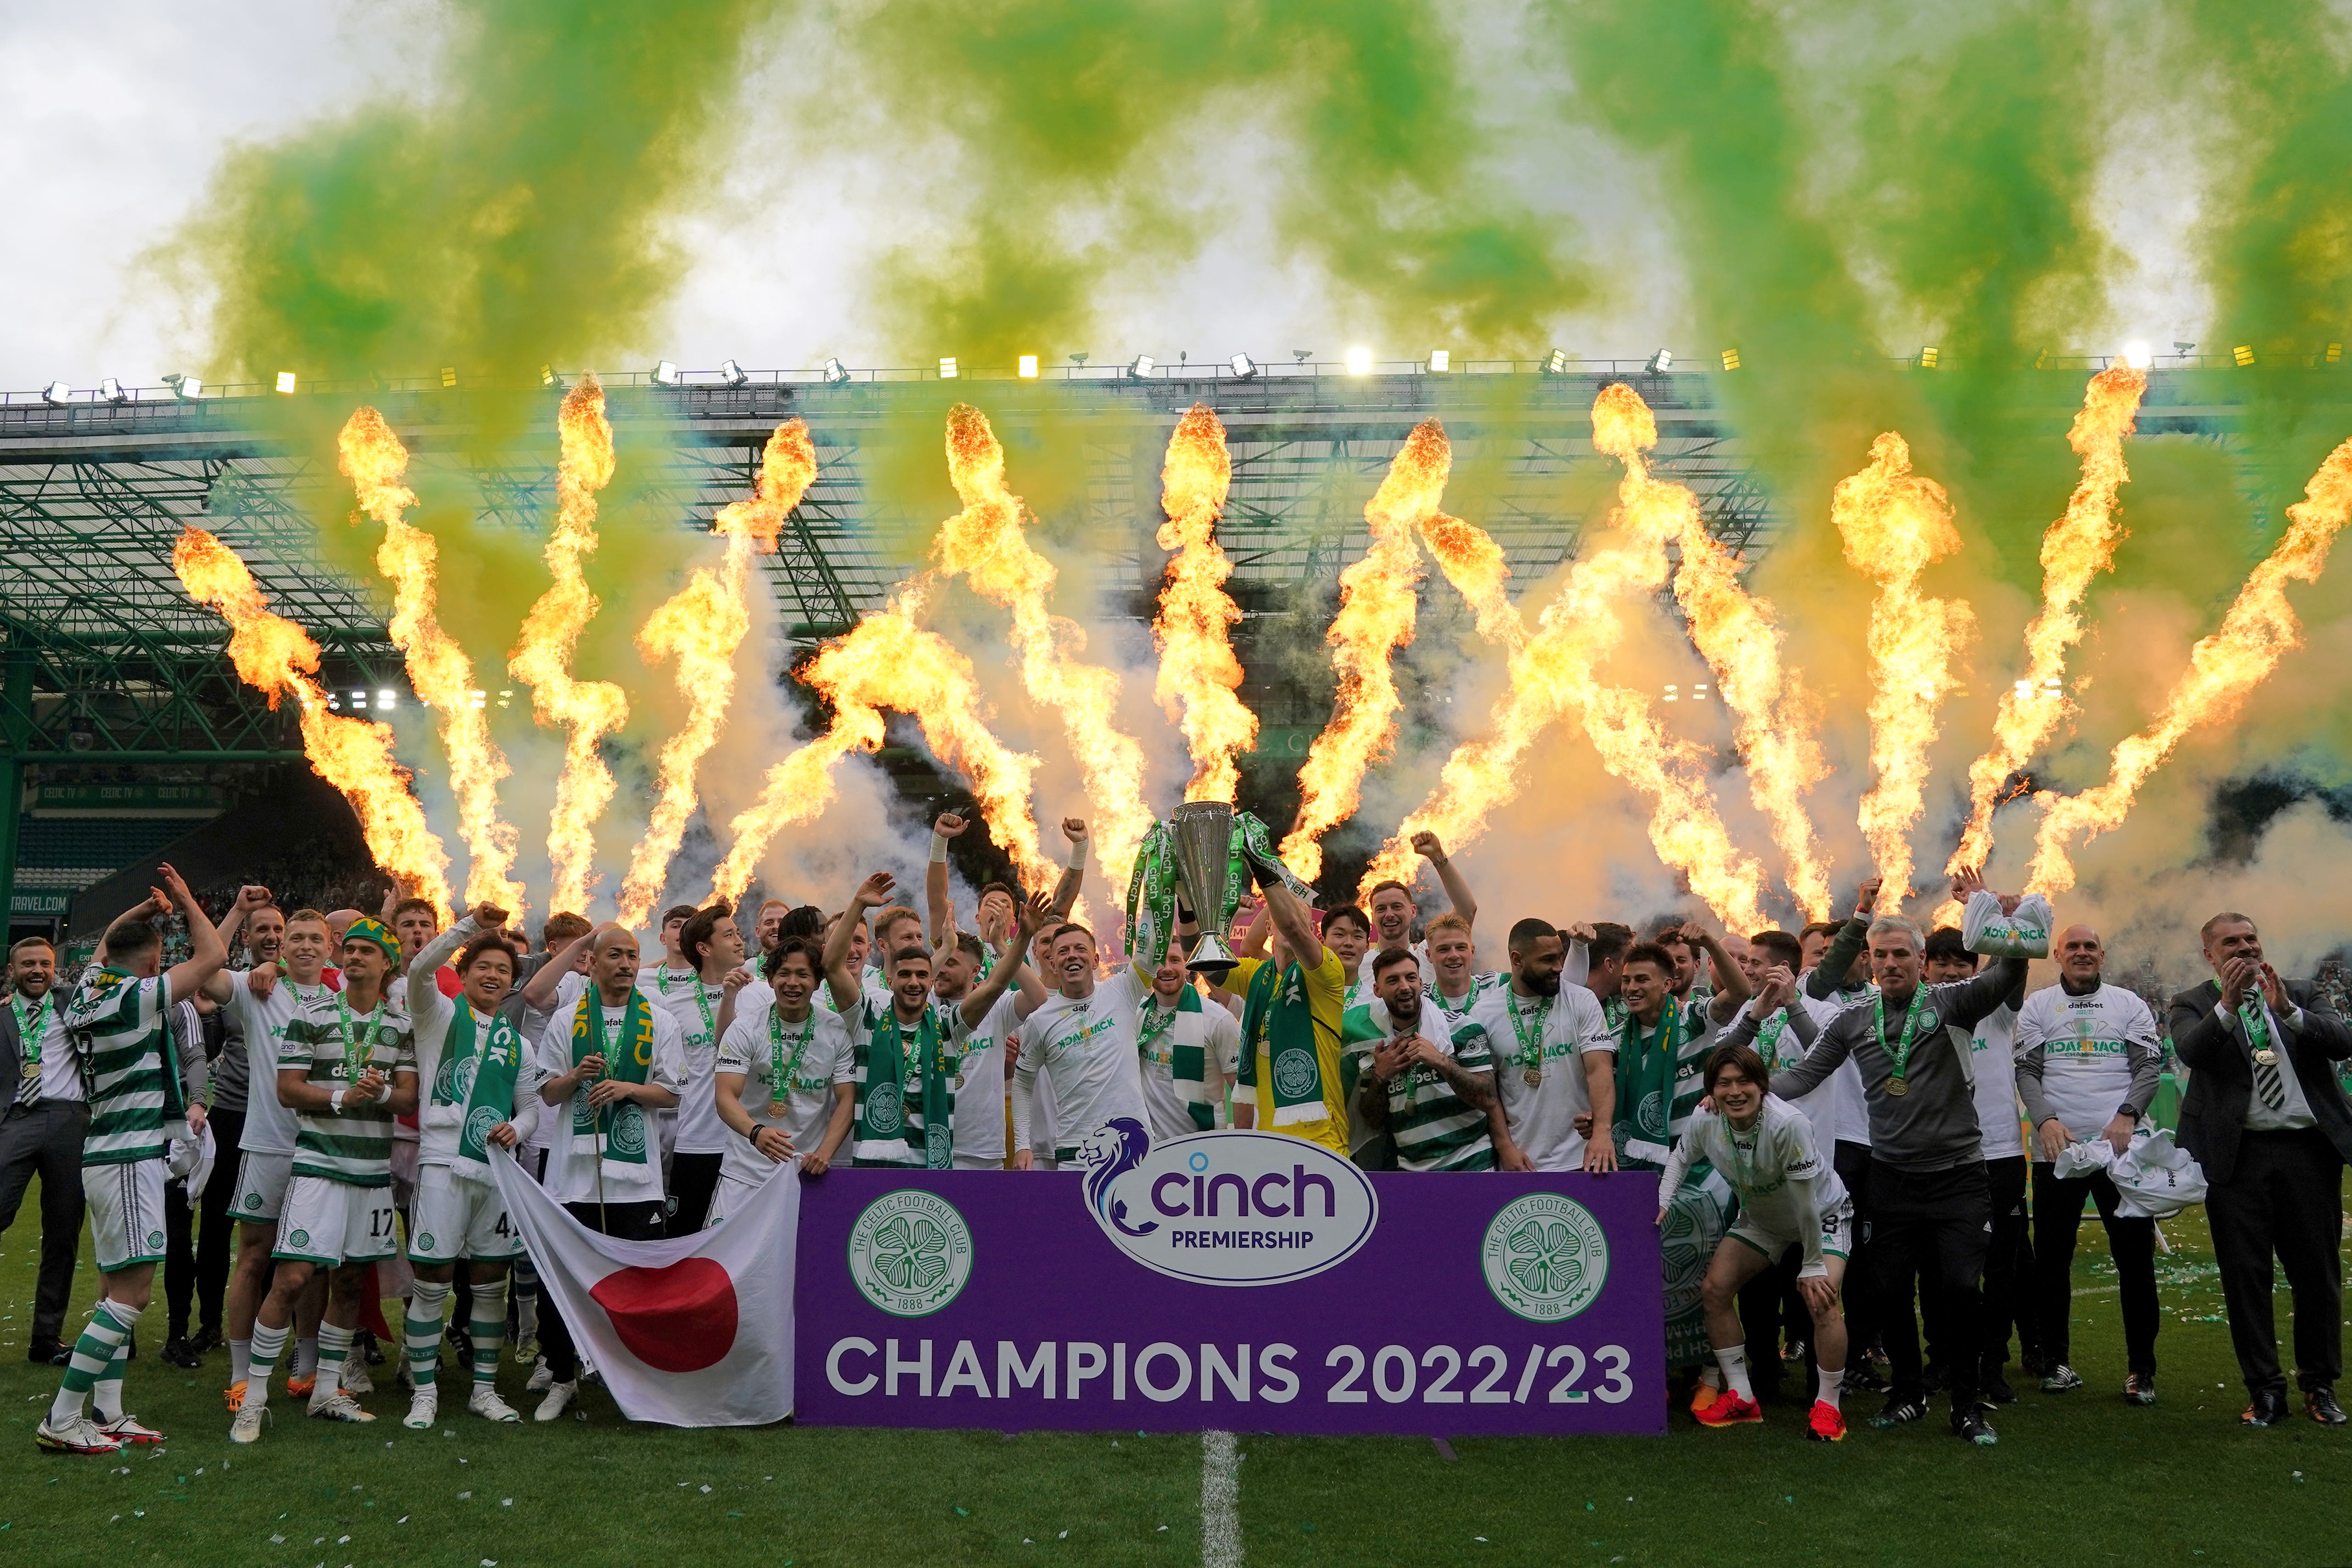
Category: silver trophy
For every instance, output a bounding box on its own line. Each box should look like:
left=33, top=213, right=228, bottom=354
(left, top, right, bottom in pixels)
left=1168, top=800, right=1240, bottom=974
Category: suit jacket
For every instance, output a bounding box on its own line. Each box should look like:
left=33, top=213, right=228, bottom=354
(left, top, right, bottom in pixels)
left=0, top=992, right=23, bottom=1114
left=2168, top=977, right=2352, bottom=1183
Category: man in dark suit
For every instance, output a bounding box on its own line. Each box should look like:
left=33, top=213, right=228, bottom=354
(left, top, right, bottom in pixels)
left=0, top=935, right=87, bottom=1365
left=2170, top=910, right=2352, bottom=1427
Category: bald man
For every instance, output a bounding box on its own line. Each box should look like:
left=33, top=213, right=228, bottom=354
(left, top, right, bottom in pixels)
left=2014, top=923, right=2164, bottom=1402
left=529, top=923, right=685, bottom=1421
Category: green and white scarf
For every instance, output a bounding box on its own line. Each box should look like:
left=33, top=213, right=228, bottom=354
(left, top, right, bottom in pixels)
left=439, top=1002, right=526, bottom=1185
left=854, top=1002, right=955, bottom=1168
left=568, top=987, right=655, bottom=1174
left=1614, top=1005, right=1690, bottom=1169
left=1141, top=984, right=1216, bottom=1131
left=1238, top=957, right=1325, bottom=1127
left=1125, top=809, right=1317, bottom=961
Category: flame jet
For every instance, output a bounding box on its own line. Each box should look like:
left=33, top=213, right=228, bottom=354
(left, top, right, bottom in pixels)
left=1281, top=420, right=1449, bottom=882
left=509, top=375, right=630, bottom=917
left=1380, top=387, right=1768, bottom=931
left=1833, top=432, right=1975, bottom=905
left=337, top=406, right=525, bottom=914
left=934, top=405, right=1153, bottom=886
left=710, top=579, right=1051, bottom=901
left=1948, top=366, right=2146, bottom=879
left=173, top=527, right=452, bottom=915
left=1152, top=405, right=1256, bottom=803
left=619, top=421, right=819, bottom=927
left=2027, top=435, right=2352, bottom=895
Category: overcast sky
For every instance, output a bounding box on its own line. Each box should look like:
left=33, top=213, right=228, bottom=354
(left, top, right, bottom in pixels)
left=0, top=0, right=2217, bottom=394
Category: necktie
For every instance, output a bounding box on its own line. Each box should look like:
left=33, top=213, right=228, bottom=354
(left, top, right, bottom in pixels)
left=2244, top=1002, right=2287, bottom=1112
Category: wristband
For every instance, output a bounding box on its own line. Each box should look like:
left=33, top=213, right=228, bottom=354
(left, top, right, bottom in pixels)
left=929, top=832, right=951, bottom=865
left=1065, top=835, right=1088, bottom=871
left=330, top=1089, right=347, bottom=1114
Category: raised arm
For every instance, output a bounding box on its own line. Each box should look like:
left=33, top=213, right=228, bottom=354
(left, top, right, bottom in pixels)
left=1804, top=877, right=1879, bottom=1001
left=158, top=864, right=228, bottom=1002
left=1253, top=868, right=1324, bottom=971
left=1051, top=816, right=1087, bottom=920
left=926, top=811, right=968, bottom=946
left=1412, top=831, right=1475, bottom=930
left=96, top=891, right=164, bottom=968
left=202, top=884, right=273, bottom=1004
left=1687, top=922, right=1750, bottom=1024
left=1770, top=1022, right=1856, bottom=1103
left=958, top=892, right=1052, bottom=1030
left=826, top=871, right=895, bottom=1013
left=521, top=929, right=591, bottom=1012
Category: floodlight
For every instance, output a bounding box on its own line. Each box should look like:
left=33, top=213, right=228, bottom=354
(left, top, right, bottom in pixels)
left=1919, top=346, right=1940, bottom=369
left=539, top=364, right=560, bottom=388
left=1542, top=349, right=1569, bottom=376
left=1230, top=353, right=1258, bottom=380
left=2233, top=344, right=2255, bottom=367
left=439, top=366, right=458, bottom=388
left=1128, top=354, right=1155, bottom=378
left=652, top=360, right=681, bottom=386
left=99, top=377, right=129, bottom=404
left=2121, top=341, right=2153, bottom=371
left=1427, top=349, right=1449, bottom=373
left=2329, top=343, right=2344, bottom=364
left=40, top=382, right=69, bottom=405
left=274, top=371, right=298, bottom=394
left=1294, top=350, right=1313, bottom=363
left=1070, top=353, right=1090, bottom=366
left=939, top=356, right=959, bottom=379
left=166, top=374, right=202, bottom=400
left=1646, top=348, right=1673, bottom=373
left=719, top=359, right=749, bottom=387
left=822, top=357, right=850, bottom=385
left=1720, top=348, right=1741, bottom=371
left=1018, top=354, right=1039, bottom=378
left=2173, top=342, right=2195, bottom=355
left=377, top=689, right=399, bottom=710
left=1345, top=346, right=1373, bottom=376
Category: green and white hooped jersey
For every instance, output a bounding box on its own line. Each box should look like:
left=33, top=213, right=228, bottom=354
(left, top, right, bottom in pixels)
left=1343, top=997, right=1494, bottom=1171
left=281, top=994, right=416, bottom=1189
left=62, top=968, right=174, bottom=1166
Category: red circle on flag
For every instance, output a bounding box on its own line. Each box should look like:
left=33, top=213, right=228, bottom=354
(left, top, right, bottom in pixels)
left=589, top=1257, right=738, bottom=1372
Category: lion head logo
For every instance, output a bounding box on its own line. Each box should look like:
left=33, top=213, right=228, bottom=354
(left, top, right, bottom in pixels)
left=1075, top=1116, right=1157, bottom=1238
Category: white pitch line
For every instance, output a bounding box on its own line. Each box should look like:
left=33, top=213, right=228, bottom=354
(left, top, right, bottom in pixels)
left=1202, top=1429, right=1242, bottom=1568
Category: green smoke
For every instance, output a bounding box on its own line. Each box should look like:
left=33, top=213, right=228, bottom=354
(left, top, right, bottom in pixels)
left=829, top=0, right=1589, bottom=365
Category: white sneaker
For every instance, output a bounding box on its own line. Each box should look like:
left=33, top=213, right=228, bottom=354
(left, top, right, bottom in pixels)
left=526, top=1357, right=553, bottom=1393
left=341, top=1360, right=374, bottom=1395
left=403, top=1390, right=438, bottom=1430
left=229, top=1404, right=269, bottom=1445
left=35, top=1414, right=122, bottom=1455
left=468, top=1386, right=522, bottom=1423
left=308, top=1390, right=377, bottom=1423
left=97, top=1414, right=165, bottom=1446
left=533, top=1380, right=577, bottom=1422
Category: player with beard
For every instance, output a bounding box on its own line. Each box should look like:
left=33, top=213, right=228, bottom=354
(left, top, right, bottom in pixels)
left=1581, top=923, right=1634, bottom=1028
left=712, top=937, right=855, bottom=1215
left=1362, top=831, right=1478, bottom=990
left=1770, top=869, right=2031, bottom=1445
left=1354, top=946, right=1498, bottom=1170
left=4, top=934, right=83, bottom=1371
left=1453, top=919, right=1616, bottom=1174
left=1127, top=934, right=1239, bottom=1141
left=831, top=874, right=1051, bottom=1167
left=36, top=869, right=227, bottom=1455
left=929, top=931, right=1047, bottom=1166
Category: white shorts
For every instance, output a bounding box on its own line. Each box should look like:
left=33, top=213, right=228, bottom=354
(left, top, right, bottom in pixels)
left=408, top=1164, right=519, bottom=1263
left=704, top=1172, right=765, bottom=1228
left=231, top=1150, right=294, bottom=1224
left=83, top=1159, right=168, bottom=1273
left=275, top=1174, right=398, bottom=1266
left=1729, top=1195, right=1855, bottom=1267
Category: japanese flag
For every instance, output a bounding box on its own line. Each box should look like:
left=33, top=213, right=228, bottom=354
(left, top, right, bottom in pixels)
left=492, top=1153, right=799, bottom=1427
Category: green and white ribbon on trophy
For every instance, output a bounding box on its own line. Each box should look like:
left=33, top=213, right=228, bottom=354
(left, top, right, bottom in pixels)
left=1126, top=802, right=1317, bottom=970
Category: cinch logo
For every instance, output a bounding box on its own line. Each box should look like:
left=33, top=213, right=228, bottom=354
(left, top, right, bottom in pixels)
left=1071, top=1124, right=1376, bottom=1287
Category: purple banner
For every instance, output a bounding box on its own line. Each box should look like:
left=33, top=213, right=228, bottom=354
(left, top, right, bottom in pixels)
left=793, top=1129, right=1664, bottom=1435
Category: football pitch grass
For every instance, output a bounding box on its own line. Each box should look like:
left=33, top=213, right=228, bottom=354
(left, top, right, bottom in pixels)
left=2, top=1207, right=2346, bottom=1567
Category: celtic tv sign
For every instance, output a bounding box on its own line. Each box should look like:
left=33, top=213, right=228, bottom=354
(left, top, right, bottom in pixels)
left=795, top=1130, right=1663, bottom=1437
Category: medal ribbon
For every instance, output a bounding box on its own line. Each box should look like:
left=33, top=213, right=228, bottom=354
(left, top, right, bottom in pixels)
left=1138, top=994, right=1180, bottom=1063
left=768, top=1006, right=816, bottom=1092
left=1873, top=987, right=1930, bottom=1085
left=1505, top=988, right=1553, bottom=1070
left=12, top=993, right=50, bottom=1071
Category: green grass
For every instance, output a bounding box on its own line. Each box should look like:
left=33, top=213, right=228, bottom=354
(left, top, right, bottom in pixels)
left=1, top=1204, right=2346, bottom=1566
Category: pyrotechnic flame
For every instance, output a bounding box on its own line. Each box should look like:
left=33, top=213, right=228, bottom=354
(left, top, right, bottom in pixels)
left=1833, top=431, right=1975, bottom=905
left=1419, top=502, right=1525, bottom=651
left=710, top=579, right=1052, bottom=901
left=1281, top=419, right=1447, bottom=882
left=2026, top=435, right=2352, bottom=895
left=619, top=421, right=819, bottom=927
left=1370, top=387, right=1768, bottom=930
left=337, top=406, right=525, bottom=915
left=508, top=375, right=630, bottom=917
left=1949, top=367, right=2146, bottom=878
left=934, top=405, right=1153, bottom=886
left=172, top=526, right=451, bottom=916
left=1152, top=405, right=1256, bottom=803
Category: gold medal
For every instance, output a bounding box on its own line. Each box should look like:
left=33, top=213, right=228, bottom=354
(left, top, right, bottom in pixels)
left=2253, top=1048, right=2278, bottom=1066
left=1886, top=1078, right=1908, bottom=1097
left=953, top=1074, right=967, bottom=1090
left=1523, top=1067, right=1542, bottom=1088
